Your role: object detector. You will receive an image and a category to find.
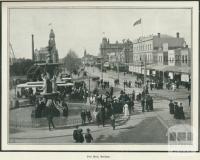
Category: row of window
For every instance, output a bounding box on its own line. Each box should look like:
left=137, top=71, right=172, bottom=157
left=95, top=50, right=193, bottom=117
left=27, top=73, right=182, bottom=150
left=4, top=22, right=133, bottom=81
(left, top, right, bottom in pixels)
left=169, top=55, right=188, bottom=64
left=158, top=56, right=168, bottom=63
left=133, top=43, right=153, bottom=52
left=134, top=55, right=189, bottom=64
left=133, top=54, right=153, bottom=62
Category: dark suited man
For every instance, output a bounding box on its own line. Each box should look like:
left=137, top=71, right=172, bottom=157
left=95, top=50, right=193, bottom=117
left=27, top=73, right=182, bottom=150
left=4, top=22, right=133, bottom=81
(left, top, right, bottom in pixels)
left=46, top=99, right=55, bottom=131
left=101, top=106, right=106, bottom=127
left=169, top=100, right=174, bottom=114
left=141, top=97, right=145, bottom=112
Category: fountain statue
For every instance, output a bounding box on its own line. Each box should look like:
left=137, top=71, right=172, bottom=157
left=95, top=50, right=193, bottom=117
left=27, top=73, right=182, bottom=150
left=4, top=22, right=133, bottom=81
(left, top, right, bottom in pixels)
left=33, top=29, right=61, bottom=118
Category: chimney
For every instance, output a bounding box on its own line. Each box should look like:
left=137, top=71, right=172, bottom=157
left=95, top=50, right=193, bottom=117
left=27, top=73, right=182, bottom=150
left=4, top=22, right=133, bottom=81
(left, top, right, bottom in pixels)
left=176, top=32, right=179, bottom=38
left=158, top=33, right=160, bottom=38
left=32, top=34, right=34, bottom=61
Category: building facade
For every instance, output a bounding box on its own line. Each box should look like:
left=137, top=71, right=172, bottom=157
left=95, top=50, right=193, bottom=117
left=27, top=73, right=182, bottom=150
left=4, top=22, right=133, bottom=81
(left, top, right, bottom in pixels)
left=82, top=50, right=97, bottom=66
left=34, top=29, right=59, bottom=63
left=100, top=37, right=133, bottom=64
left=130, top=32, right=191, bottom=83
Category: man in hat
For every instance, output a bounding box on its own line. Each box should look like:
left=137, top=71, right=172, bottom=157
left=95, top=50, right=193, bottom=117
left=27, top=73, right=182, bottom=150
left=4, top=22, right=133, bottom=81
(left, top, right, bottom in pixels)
left=62, top=100, right=68, bottom=117
left=73, top=125, right=79, bottom=143
left=179, top=103, right=185, bottom=120
left=174, top=102, right=179, bottom=119
left=81, top=110, right=86, bottom=125
left=141, top=97, right=145, bottom=112
left=100, top=106, right=106, bottom=127
left=110, top=114, right=116, bottom=130
left=77, top=128, right=84, bottom=143
left=132, top=90, right=135, bottom=101
left=188, top=94, right=191, bottom=107
left=169, top=99, right=174, bottom=114
left=85, top=128, right=93, bottom=143
left=86, top=109, right=92, bottom=123
left=46, top=99, right=55, bottom=131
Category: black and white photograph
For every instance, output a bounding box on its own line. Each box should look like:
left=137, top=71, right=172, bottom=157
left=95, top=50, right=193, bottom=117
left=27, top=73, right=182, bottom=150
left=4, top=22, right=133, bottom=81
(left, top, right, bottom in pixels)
left=1, top=1, right=199, bottom=153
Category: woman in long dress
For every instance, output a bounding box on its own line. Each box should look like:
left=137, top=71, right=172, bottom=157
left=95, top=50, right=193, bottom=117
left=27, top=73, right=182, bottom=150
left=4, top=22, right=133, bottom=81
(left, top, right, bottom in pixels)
left=123, top=103, right=129, bottom=117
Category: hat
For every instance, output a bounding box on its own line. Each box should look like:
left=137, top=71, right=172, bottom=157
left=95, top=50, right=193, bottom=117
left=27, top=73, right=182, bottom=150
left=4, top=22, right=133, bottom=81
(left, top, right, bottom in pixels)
left=87, top=128, right=90, bottom=132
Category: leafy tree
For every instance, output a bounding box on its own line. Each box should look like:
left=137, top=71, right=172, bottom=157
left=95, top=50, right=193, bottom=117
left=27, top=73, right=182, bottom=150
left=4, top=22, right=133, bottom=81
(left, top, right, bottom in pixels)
left=63, top=50, right=81, bottom=74
left=10, top=58, right=34, bottom=76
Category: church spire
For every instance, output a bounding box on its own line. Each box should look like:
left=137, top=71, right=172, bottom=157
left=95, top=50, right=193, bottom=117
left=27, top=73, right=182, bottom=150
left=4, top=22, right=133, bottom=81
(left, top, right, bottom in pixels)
left=84, top=49, right=87, bottom=56
left=49, top=29, right=55, bottom=38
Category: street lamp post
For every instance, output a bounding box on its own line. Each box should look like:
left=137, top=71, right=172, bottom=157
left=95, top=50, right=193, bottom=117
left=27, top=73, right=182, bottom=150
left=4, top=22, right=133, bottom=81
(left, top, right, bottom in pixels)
left=117, top=61, right=119, bottom=80
left=101, top=57, right=103, bottom=81
left=144, top=54, right=147, bottom=86
left=88, top=76, right=90, bottom=96
left=124, top=72, right=126, bottom=92
left=14, top=79, right=16, bottom=98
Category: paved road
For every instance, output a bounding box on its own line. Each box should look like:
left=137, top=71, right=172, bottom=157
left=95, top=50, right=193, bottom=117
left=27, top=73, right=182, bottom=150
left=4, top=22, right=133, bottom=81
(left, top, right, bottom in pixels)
left=86, top=66, right=191, bottom=101
left=94, top=117, right=167, bottom=143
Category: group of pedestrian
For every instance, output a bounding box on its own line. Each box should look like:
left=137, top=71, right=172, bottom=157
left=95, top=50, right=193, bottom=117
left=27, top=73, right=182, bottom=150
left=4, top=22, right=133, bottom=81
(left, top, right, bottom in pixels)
left=70, top=84, right=88, bottom=102
left=141, top=94, right=154, bottom=112
left=169, top=100, right=185, bottom=120
left=124, top=80, right=132, bottom=88
left=80, top=109, right=92, bottom=125
left=98, top=79, right=110, bottom=89
left=73, top=126, right=93, bottom=143
left=135, top=80, right=142, bottom=88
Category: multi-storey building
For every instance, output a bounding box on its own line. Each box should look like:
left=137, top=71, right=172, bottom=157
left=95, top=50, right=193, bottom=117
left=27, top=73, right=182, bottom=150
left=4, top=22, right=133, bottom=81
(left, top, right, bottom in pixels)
left=100, top=37, right=133, bottom=64
left=28, top=29, right=59, bottom=81
left=132, top=32, right=185, bottom=64
left=34, top=47, right=48, bottom=62
left=131, top=32, right=191, bottom=83
left=34, top=29, right=59, bottom=63
left=82, top=50, right=97, bottom=66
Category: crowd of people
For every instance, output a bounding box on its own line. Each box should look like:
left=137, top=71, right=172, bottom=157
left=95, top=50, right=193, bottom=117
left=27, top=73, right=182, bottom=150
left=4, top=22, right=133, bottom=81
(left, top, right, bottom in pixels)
left=97, top=79, right=110, bottom=89
left=169, top=100, right=185, bottom=120
left=77, top=81, right=155, bottom=132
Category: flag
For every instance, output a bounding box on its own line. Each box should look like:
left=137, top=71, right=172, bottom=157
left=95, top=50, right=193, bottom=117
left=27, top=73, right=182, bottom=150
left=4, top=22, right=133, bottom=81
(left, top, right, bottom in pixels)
left=133, top=18, right=141, bottom=27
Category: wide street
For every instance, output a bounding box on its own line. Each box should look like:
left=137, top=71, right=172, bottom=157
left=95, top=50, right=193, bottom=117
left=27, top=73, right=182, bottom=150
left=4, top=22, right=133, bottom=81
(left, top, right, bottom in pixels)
left=9, top=66, right=191, bottom=144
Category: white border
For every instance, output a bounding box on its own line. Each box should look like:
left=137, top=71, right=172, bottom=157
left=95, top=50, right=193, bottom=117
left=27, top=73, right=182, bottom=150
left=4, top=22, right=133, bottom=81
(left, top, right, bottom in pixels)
left=1, top=1, right=199, bottom=151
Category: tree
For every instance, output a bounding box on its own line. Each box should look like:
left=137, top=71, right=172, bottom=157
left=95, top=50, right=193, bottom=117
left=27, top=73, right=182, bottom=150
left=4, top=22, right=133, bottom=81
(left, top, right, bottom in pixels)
left=10, top=58, right=34, bottom=76
left=63, top=50, right=81, bottom=74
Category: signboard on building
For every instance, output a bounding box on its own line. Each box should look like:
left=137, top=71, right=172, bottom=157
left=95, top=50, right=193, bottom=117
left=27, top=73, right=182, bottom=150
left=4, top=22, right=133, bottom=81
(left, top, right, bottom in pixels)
left=147, top=70, right=150, bottom=75
left=133, top=66, right=141, bottom=73
left=129, top=66, right=134, bottom=72
left=169, top=72, right=173, bottom=79
left=181, top=74, right=189, bottom=82
left=141, top=68, right=144, bottom=74
left=152, top=70, right=156, bottom=76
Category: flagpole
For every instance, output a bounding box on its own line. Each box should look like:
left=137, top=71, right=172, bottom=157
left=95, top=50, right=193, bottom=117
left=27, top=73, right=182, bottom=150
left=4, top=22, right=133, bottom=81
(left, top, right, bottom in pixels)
left=141, top=18, right=144, bottom=37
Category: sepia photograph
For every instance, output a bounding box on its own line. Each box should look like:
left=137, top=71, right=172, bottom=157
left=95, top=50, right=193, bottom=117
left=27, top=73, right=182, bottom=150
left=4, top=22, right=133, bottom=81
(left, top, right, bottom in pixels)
left=1, top=1, right=199, bottom=153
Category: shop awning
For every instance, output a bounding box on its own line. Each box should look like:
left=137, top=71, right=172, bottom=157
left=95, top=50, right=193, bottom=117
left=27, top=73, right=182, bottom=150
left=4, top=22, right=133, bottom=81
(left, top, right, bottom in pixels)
left=146, top=65, right=191, bottom=74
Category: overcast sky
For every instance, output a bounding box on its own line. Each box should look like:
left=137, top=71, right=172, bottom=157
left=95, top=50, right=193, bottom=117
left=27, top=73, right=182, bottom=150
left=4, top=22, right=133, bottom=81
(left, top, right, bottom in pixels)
left=10, top=8, right=191, bottom=59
